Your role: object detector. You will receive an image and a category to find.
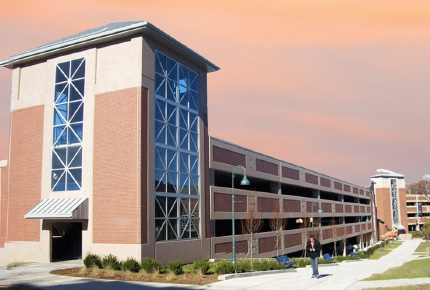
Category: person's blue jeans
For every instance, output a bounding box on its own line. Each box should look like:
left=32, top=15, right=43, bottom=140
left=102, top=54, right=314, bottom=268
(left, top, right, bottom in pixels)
left=310, top=257, right=319, bottom=276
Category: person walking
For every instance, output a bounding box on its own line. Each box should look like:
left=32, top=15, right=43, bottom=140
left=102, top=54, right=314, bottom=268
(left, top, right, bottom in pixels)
left=306, top=234, right=321, bottom=278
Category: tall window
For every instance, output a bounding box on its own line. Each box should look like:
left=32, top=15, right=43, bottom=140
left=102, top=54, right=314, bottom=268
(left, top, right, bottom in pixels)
left=51, top=58, right=85, bottom=191
left=154, top=51, right=200, bottom=241
left=391, top=179, right=399, bottom=225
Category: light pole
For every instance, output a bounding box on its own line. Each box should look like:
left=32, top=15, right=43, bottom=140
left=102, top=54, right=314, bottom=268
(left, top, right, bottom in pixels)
left=232, top=165, right=250, bottom=265
left=311, top=201, right=323, bottom=234
left=360, top=217, right=370, bottom=252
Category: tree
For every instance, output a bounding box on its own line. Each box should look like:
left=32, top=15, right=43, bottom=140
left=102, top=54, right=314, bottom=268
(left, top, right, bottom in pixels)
left=269, top=211, right=287, bottom=257
left=331, top=217, right=337, bottom=256
left=407, top=180, right=430, bottom=202
left=299, top=217, right=312, bottom=257
left=422, top=219, right=430, bottom=241
left=240, top=196, right=263, bottom=268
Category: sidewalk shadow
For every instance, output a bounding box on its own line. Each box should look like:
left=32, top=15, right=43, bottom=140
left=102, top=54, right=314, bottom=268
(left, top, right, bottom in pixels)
left=318, top=274, right=333, bottom=279
left=17, top=280, right=204, bottom=290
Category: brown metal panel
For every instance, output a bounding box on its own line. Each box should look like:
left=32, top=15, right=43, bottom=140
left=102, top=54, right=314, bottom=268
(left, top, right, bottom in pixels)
left=322, top=203, right=332, bottom=213
left=322, top=229, right=333, bottom=240
left=282, top=167, right=300, bottom=180
left=284, top=233, right=302, bottom=248
left=320, top=178, right=331, bottom=188
left=214, top=192, right=247, bottom=212
left=345, top=205, right=352, bottom=213
left=212, top=146, right=246, bottom=167
left=305, top=173, right=318, bottom=185
left=256, top=159, right=278, bottom=176
left=283, top=199, right=301, bottom=212
left=334, top=182, right=342, bottom=191
left=258, top=197, right=279, bottom=212
left=344, top=185, right=351, bottom=192
left=214, top=240, right=247, bottom=254
left=335, top=204, right=343, bottom=213
left=259, top=236, right=280, bottom=253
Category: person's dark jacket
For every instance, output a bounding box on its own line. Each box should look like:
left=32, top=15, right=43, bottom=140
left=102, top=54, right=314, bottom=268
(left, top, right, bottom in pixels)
left=306, top=239, right=321, bottom=259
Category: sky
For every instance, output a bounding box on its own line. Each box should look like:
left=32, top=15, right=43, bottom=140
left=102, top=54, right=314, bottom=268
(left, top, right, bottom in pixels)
left=0, top=0, right=429, bottom=186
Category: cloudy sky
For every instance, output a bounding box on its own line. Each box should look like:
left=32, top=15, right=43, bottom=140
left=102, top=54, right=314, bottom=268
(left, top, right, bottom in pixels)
left=1, top=0, right=429, bottom=186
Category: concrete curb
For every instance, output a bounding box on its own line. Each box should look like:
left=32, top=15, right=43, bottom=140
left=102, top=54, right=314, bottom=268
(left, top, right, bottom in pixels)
left=219, top=268, right=297, bottom=281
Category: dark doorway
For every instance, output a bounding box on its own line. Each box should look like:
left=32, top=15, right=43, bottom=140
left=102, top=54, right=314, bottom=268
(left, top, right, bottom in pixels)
left=52, top=222, right=82, bottom=261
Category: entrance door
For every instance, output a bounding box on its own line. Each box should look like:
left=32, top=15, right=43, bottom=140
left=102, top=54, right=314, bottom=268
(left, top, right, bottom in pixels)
left=52, top=222, right=82, bottom=261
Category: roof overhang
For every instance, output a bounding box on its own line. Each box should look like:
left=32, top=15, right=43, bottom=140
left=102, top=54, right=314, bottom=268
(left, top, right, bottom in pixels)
left=25, top=197, right=88, bottom=220
left=0, top=22, right=219, bottom=73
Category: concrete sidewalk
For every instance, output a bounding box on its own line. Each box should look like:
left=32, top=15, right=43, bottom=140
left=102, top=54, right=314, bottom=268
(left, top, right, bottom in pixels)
left=0, top=239, right=428, bottom=290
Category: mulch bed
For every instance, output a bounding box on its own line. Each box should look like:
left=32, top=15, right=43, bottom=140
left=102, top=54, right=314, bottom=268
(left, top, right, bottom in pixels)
left=51, top=267, right=219, bottom=285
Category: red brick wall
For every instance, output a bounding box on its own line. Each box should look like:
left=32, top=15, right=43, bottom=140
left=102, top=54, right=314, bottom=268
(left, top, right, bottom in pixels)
left=0, top=165, right=9, bottom=247
left=398, top=188, right=408, bottom=232
left=7, top=106, right=44, bottom=242
left=93, top=87, right=147, bottom=244
left=375, top=188, right=392, bottom=232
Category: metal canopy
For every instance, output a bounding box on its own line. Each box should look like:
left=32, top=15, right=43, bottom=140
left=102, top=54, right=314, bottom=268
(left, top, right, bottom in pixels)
left=24, top=197, right=88, bottom=220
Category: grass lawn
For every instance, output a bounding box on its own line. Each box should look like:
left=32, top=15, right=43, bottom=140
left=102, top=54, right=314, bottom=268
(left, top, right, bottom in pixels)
left=415, top=241, right=430, bottom=253
left=364, top=285, right=430, bottom=290
left=369, top=242, right=402, bottom=260
left=364, top=258, right=430, bottom=281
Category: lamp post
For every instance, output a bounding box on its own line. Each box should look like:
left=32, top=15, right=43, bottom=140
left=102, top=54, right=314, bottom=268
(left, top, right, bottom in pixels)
left=360, top=216, right=370, bottom=252
left=311, top=201, right=323, bottom=234
left=232, top=165, right=250, bottom=265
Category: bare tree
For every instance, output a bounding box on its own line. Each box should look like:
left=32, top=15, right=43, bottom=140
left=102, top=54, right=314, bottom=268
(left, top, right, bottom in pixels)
left=299, top=217, right=311, bottom=257
left=269, top=211, right=287, bottom=257
left=331, top=217, right=337, bottom=257
left=240, top=197, right=263, bottom=268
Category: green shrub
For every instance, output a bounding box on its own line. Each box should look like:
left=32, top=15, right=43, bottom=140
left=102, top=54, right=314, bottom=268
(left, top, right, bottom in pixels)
left=233, top=259, right=252, bottom=273
left=141, top=258, right=163, bottom=273
left=167, top=260, right=183, bottom=275
left=411, top=231, right=424, bottom=238
left=318, top=257, right=336, bottom=264
left=182, top=263, right=195, bottom=274
left=290, top=258, right=311, bottom=268
left=121, top=257, right=141, bottom=272
left=102, top=254, right=121, bottom=270
left=335, top=255, right=359, bottom=262
left=252, top=259, right=285, bottom=271
left=193, top=260, right=211, bottom=275
left=212, top=260, right=234, bottom=275
left=83, top=254, right=102, bottom=268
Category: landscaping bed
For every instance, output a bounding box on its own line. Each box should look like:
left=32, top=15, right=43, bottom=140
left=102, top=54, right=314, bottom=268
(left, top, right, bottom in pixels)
left=51, top=267, right=219, bottom=285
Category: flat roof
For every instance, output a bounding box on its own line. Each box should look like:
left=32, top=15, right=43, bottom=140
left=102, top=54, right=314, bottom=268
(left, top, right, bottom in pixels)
left=371, top=169, right=405, bottom=179
left=0, top=21, right=220, bottom=72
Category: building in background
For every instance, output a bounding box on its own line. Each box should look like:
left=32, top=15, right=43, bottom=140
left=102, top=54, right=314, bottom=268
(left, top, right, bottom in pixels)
left=371, top=169, right=408, bottom=238
left=0, top=21, right=372, bottom=264
left=405, top=179, right=430, bottom=232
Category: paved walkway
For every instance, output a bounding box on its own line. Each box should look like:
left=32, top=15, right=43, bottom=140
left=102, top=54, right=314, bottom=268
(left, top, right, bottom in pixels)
left=0, top=239, right=428, bottom=290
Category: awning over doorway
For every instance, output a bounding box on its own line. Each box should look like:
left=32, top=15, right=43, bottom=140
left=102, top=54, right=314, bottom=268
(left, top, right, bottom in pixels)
left=24, top=197, right=88, bottom=219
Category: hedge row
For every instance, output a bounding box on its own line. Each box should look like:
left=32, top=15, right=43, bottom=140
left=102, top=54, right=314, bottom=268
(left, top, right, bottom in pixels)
left=84, top=254, right=287, bottom=276
left=84, top=254, right=165, bottom=273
